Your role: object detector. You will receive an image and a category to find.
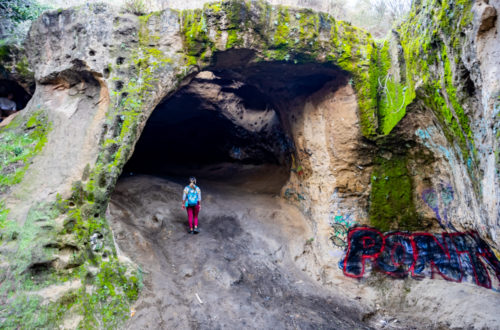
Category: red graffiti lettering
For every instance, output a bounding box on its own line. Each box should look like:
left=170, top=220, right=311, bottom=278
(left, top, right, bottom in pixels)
left=342, top=227, right=500, bottom=290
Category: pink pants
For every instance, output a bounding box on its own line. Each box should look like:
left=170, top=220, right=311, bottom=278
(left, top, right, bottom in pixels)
left=186, top=204, right=200, bottom=228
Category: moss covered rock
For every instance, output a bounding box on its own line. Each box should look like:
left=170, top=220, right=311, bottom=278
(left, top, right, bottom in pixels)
left=0, top=0, right=498, bottom=328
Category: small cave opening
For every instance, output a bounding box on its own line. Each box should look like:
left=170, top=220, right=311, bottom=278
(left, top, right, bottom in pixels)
left=123, top=52, right=348, bottom=192
left=0, top=78, right=32, bottom=120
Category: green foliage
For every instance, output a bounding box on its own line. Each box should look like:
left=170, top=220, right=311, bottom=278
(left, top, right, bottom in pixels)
left=0, top=197, right=141, bottom=328
left=333, top=24, right=379, bottom=137
left=0, top=202, right=72, bottom=328
left=0, top=201, right=8, bottom=229
left=0, top=293, right=75, bottom=329
left=0, top=110, right=51, bottom=193
left=378, top=78, right=414, bottom=134
left=80, top=260, right=140, bottom=328
left=272, top=7, right=291, bottom=50
left=0, top=0, right=48, bottom=23
left=224, top=0, right=250, bottom=49
left=15, top=204, right=60, bottom=273
left=15, top=55, right=31, bottom=79
left=0, top=0, right=50, bottom=45
left=0, top=45, right=9, bottom=61
left=0, top=258, right=140, bottom=329
left=124, top=0, right=149, bottom=16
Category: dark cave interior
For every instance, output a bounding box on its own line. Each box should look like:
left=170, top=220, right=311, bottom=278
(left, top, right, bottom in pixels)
left=0, top=79, right=31, bottom=111
left=123, top=53, right=348, bottom=180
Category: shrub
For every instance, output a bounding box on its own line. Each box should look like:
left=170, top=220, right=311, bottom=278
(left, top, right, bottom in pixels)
left=124, top=0, right=150, bottom=16
left=0, top=0, right=50, bottom=45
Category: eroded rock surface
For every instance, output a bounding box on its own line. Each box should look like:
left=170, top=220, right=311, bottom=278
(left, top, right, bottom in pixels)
left=0, top=0, right=499, bottom=328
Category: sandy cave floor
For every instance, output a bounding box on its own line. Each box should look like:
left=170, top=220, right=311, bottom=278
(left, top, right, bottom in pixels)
left=106, top=164, right=500, bottom=329
left=107, top=164, right=374, bottom=329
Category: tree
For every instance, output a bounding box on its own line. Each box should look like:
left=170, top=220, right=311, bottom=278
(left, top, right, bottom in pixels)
left=325, top=0, right=348, bottom=19
left=370, top=0, right=413, bottom=21
left=0, top=0, right=47, bottom=23
left=124, top=0, right=152, bottom=15
left=0, top=0, right=49, bottom=44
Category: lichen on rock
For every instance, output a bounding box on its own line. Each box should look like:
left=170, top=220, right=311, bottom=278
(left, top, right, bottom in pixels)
left=180, top=0, right=381, bottom=137
left=0, top=0, right=499, bottom=328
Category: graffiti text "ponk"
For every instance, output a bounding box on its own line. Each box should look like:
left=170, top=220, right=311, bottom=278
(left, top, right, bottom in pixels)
left=343, top=227, right=500, bottom=289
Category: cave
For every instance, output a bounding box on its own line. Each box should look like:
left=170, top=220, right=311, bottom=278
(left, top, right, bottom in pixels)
left=5, top=1, right=500, bottom=327
left=123, top=51, right=349, bottom=190
left=0, top=78, right=31, bottom=111
left=110, top=54, right=366, bottom=328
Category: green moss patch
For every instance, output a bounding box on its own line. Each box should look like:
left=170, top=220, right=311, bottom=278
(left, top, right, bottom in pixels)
left=375, top=40, right=415, bottom=135
left=0, top=197, right=141, bottom=328
left=0, top=110, right=51, bottom=194
left=180, top=0, right=380, bottom=138
left=397, top=0, right=477, bottom=187
left=369, top=154, right=420, bottom=232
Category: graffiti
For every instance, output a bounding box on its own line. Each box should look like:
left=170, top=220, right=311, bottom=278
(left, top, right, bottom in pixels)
left=422, top=183, right=456, bottom=230
left=415, top=128, right=453, bottom=162
left=342, top=227, right=500, bottom=290
left=328, top=190, right=360, bottom=248
left=330, top=223, right=349, bottom=248
left=329, top=212, right=357, bottom=248
left=284, top=188, right=306, bottom=202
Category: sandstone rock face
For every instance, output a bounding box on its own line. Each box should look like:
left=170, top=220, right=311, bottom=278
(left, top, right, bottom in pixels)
left=478, top=1, right=497, bottom=34
left=0, top=0, right=499, bottom=328
left=469, top=0, right=500, bottom=245
left=0, top=45, right=34, bottom=95
left=387, top=0, right=500, bottom=249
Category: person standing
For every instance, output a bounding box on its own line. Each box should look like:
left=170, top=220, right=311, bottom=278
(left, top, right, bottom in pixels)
left=182, top=176, right=201, bottom=234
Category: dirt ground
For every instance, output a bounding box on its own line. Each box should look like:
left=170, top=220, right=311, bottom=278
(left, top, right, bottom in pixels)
left=107, top=164, right=374, bottom=329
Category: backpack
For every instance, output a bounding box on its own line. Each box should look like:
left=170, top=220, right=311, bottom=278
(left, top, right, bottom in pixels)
left=186, top=186, right=199, bottom=207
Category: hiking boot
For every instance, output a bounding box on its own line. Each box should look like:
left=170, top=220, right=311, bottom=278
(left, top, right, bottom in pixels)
left=193, top=227, right=200, bottom=234
left=188, top=229, right=194, bottom=234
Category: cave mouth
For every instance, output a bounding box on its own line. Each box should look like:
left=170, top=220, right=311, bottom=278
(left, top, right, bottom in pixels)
left=123, top=56, right=348, bottom=191
left=0, top=79, right=31, bottom=112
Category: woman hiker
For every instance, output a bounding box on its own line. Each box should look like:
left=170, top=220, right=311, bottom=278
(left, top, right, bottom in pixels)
left=182, top=176, right=201, bottom=234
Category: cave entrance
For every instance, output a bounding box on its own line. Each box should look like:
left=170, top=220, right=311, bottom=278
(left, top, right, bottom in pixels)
left=110, top=54, right=365, bottom=330
left=0, top=78, right=31, bottom=112
left=123, top=51, right=348, bottom=193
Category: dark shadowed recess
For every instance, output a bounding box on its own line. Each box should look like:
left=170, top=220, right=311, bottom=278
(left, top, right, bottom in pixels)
left=0, top=79, right=31, bottom=110
left=123, top=50, right=348, bottom=180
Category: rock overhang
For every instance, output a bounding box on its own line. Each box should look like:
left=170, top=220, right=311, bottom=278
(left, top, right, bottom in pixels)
left=1, top=0, right=499, bottom=327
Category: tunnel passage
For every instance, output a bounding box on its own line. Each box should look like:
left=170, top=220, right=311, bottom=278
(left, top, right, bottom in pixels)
left=123, top=55, right=350, bottom=187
